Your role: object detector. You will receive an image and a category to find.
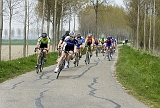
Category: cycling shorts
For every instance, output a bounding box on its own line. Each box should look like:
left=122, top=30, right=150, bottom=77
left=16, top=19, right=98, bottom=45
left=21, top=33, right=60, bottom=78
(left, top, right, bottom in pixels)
left=40, top=43, right=47, bottom=48
left=86, top=41, right=92, bottom=46
left=63, top=44, right=74, bottom=52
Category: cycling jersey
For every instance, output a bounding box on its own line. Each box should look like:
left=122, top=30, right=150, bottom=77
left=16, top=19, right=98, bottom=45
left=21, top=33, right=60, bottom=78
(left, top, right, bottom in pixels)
left=75, top=37, right=85, bottom=48
left=38, top=36, right=50, bottom=48
left=105, top=39, right=112, bottom=47
left=94, top=40, right=99, bottom=46
left=100, top=38, right=105, bottom=44
left=86, top=36, right=94, bottom=43
left=63, top=36, right=77, bottom=51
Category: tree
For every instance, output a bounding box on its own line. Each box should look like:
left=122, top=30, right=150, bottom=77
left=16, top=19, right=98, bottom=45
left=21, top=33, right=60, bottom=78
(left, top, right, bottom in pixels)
left=3, top=0, right=23, bottom=60
left=0, top=0, right=3, bottom=61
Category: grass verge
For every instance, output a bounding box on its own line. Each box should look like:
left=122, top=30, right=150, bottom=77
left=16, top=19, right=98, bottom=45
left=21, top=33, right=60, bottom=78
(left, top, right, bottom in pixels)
left=0, top=52, right=58, bottom=83
left=116, top=45, right=160, bottom=108
left=0, top=48, right=87, bottom=83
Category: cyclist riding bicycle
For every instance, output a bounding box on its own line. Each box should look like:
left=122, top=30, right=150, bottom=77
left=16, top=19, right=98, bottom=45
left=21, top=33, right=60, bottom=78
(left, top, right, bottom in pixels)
left=94, top=38, right=100, bottom=53
left=112, top=38, right=117, bottom=52
left=54, top=32, right=77, bottom=73
left=105, top=36, right=113, bottom=57
left=35, top=33, right=50, bottom=68
left=84, top=33, right=94, bottom=57
left=56, top=31, right=70, bottom=62
left=74, top=33, right=85, bottom=58
left=100, top=36, right=105, bottom=53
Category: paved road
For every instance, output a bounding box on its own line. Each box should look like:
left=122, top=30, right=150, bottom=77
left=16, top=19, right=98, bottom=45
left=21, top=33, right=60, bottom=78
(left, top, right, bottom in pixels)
left=0, top=49, right=149, bottom=108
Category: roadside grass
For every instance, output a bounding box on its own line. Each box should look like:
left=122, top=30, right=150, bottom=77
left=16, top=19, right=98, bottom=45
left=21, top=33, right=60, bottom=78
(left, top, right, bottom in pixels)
left=116, top=45, right=160, bottom=108
left=0, top=52, right=58, bottom=83
left=0, top=47, right=87, bottom=83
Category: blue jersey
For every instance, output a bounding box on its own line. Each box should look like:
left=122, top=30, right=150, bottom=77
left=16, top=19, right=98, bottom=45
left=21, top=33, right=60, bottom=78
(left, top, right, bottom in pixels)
left=75, top=37, right=85, bottom=47
left=65, top=36, right=77, bottom=47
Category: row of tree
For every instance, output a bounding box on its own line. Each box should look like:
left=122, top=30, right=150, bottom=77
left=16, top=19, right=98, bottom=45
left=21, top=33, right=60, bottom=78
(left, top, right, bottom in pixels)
left=124, top=0, right=160, bottom=55
left=2, top=0, right=159, bottom=61
left=0, top=0, right=130, bottom=61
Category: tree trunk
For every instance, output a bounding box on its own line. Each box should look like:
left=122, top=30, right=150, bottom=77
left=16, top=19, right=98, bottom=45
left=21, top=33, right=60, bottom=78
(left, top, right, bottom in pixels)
left=0, top=0, right=3, bottom=61
left=53, top=0, right=57, bottom=51
left=136, top=3, right=140, bottom=50
left=143, top=3, right=146, bottom=51
left=41, top=0, right=45, bottom=33
left=9, top=0, right=12, bottom=60
left=23, top=0, right=27, bottom=57
left=153, top=0, right=156, bottom=54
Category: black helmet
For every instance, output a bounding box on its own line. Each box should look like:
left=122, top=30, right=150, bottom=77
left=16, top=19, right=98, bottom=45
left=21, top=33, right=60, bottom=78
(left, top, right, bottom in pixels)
left=41, top=33, right=47, bottom=38
left=77, top=33, right=81, bottom=38
left=65, top=31, right=70, bottom=36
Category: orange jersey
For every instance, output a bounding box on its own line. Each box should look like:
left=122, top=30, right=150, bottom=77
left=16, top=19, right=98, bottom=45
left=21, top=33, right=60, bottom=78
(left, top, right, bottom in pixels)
left=86, top=36, right=94, bottom=42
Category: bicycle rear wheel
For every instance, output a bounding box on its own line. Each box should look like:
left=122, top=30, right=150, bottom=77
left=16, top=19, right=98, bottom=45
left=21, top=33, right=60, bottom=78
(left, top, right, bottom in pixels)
left=96, top=49, right=98, bottom=57
left=108, top=50, right=111, bottom=61
left=74, top=53, right=79, bottom=67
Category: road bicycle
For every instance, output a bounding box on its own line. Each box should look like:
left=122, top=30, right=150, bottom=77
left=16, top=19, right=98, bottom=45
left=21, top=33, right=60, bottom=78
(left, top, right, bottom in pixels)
left=74, top=52, right=79, bottom=67
left=56, top=51, right=70, bottom=79
left=107, top=47, right=112, bottom=61
left=95, top=45, right=99, bottom=57
left=85, top=46, right=91, bottom=65
left=101, top=45, right=105, bottom=56
left=35, top=48, right=46, bottom=74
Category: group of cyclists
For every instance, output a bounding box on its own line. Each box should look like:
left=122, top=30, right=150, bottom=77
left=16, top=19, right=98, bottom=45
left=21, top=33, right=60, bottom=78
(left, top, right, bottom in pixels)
left=34, top=31, right=117, bottom=73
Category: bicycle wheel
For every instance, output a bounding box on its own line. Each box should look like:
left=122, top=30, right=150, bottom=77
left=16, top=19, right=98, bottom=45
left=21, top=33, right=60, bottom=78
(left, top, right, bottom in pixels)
left=74, top=53, right=79, bottom=67
left=108, top=50, right=111, bottom=61
left=96, top=49, right=98, bottom=57
left=87, top=52, right=90, bottom=64
left=56, top=59, right=65, bottom=79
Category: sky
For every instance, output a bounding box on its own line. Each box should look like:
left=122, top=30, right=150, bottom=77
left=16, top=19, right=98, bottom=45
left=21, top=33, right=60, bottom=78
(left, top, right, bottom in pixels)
left=114, top=0, right=124, bottom=7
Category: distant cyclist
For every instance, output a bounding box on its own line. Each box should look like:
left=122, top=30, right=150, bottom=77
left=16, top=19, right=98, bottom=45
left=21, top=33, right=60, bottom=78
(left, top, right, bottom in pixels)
left=35, top=33, right=51, bottom=68
left=100, top=36, right=105, bottom=53
left=105, top=36, right=113, bottom=56
left=94, top=38, right=100, bottom=52
left=54, top=32, right=77, bottom=73
left=56, top=31, right=70, bottom=62
left=74, top=33, right=85, bottom=58
left=112, top=38, right=117, bottom=52
left=84, top=33, right=94, bottom=57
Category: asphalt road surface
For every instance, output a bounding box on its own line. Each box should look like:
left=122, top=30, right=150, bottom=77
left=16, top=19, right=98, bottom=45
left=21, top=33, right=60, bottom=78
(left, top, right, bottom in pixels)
left=0, top=49, right=149, bottom=108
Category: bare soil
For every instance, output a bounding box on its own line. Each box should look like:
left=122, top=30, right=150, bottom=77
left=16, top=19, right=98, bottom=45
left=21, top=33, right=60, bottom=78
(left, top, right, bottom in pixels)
left=1, top=45, right=37, bottom=61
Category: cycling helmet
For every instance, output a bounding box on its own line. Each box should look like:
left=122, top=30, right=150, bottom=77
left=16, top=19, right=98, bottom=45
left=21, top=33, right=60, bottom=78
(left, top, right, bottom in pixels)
left=65, top=31, right=70, bottom=36
left=41, top=33, right=47, bottom=38
left=88, top=33, right=92, bottom=37
left=69, top=32, right=76, bottom=38
left=77, top=33, right=81, bottom=38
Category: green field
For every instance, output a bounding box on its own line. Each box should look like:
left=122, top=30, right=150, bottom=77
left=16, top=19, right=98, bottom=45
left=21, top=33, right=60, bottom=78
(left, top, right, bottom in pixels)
left=116, top=45, right=160, bottom=108
left=2, top=39, right=38, bottom=45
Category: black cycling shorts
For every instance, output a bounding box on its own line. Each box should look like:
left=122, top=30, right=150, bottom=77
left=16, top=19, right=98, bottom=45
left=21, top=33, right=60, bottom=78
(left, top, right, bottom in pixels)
left=63, top=45, right=74, bottom=52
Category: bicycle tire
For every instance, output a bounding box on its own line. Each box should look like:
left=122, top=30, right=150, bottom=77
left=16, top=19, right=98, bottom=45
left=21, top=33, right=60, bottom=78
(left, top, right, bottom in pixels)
left=108, top=50, right=111, bottom=61
left=56, top=59, right=65, bottom=79
left=96, top=49, right=98, bottom=57
left=87, top=52, right=90, bottom=64
left=74, top=53, right=79, bottom=67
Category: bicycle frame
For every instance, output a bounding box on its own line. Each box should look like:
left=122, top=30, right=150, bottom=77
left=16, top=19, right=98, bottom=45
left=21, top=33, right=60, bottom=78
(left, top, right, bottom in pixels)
left=85, top=46, right=91, bottom=65
left=35, top=48, right=45, bottom=74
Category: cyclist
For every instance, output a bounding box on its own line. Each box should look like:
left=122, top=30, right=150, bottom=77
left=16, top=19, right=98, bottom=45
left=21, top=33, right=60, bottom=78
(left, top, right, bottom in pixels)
left=94, top=38, right=100, bottom=53
left=105, top=36, right=113, bottom=57
left=84, top=33, right=94, bottom=57
left=56, top=31, right=70, bottom=62
left=54, top=32, right=77, bottom=73
left=112, top=38, right=117, bottom=53
left=74, top=33, right=85, bottom=58
left=100, top=36, right=105, bottom=53
left=35, top=33, right=50, bottom=68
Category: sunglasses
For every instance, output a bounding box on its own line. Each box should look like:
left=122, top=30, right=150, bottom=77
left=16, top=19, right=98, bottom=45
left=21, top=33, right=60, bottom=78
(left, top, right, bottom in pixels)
left=70, top=36, right=74, bottom=38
